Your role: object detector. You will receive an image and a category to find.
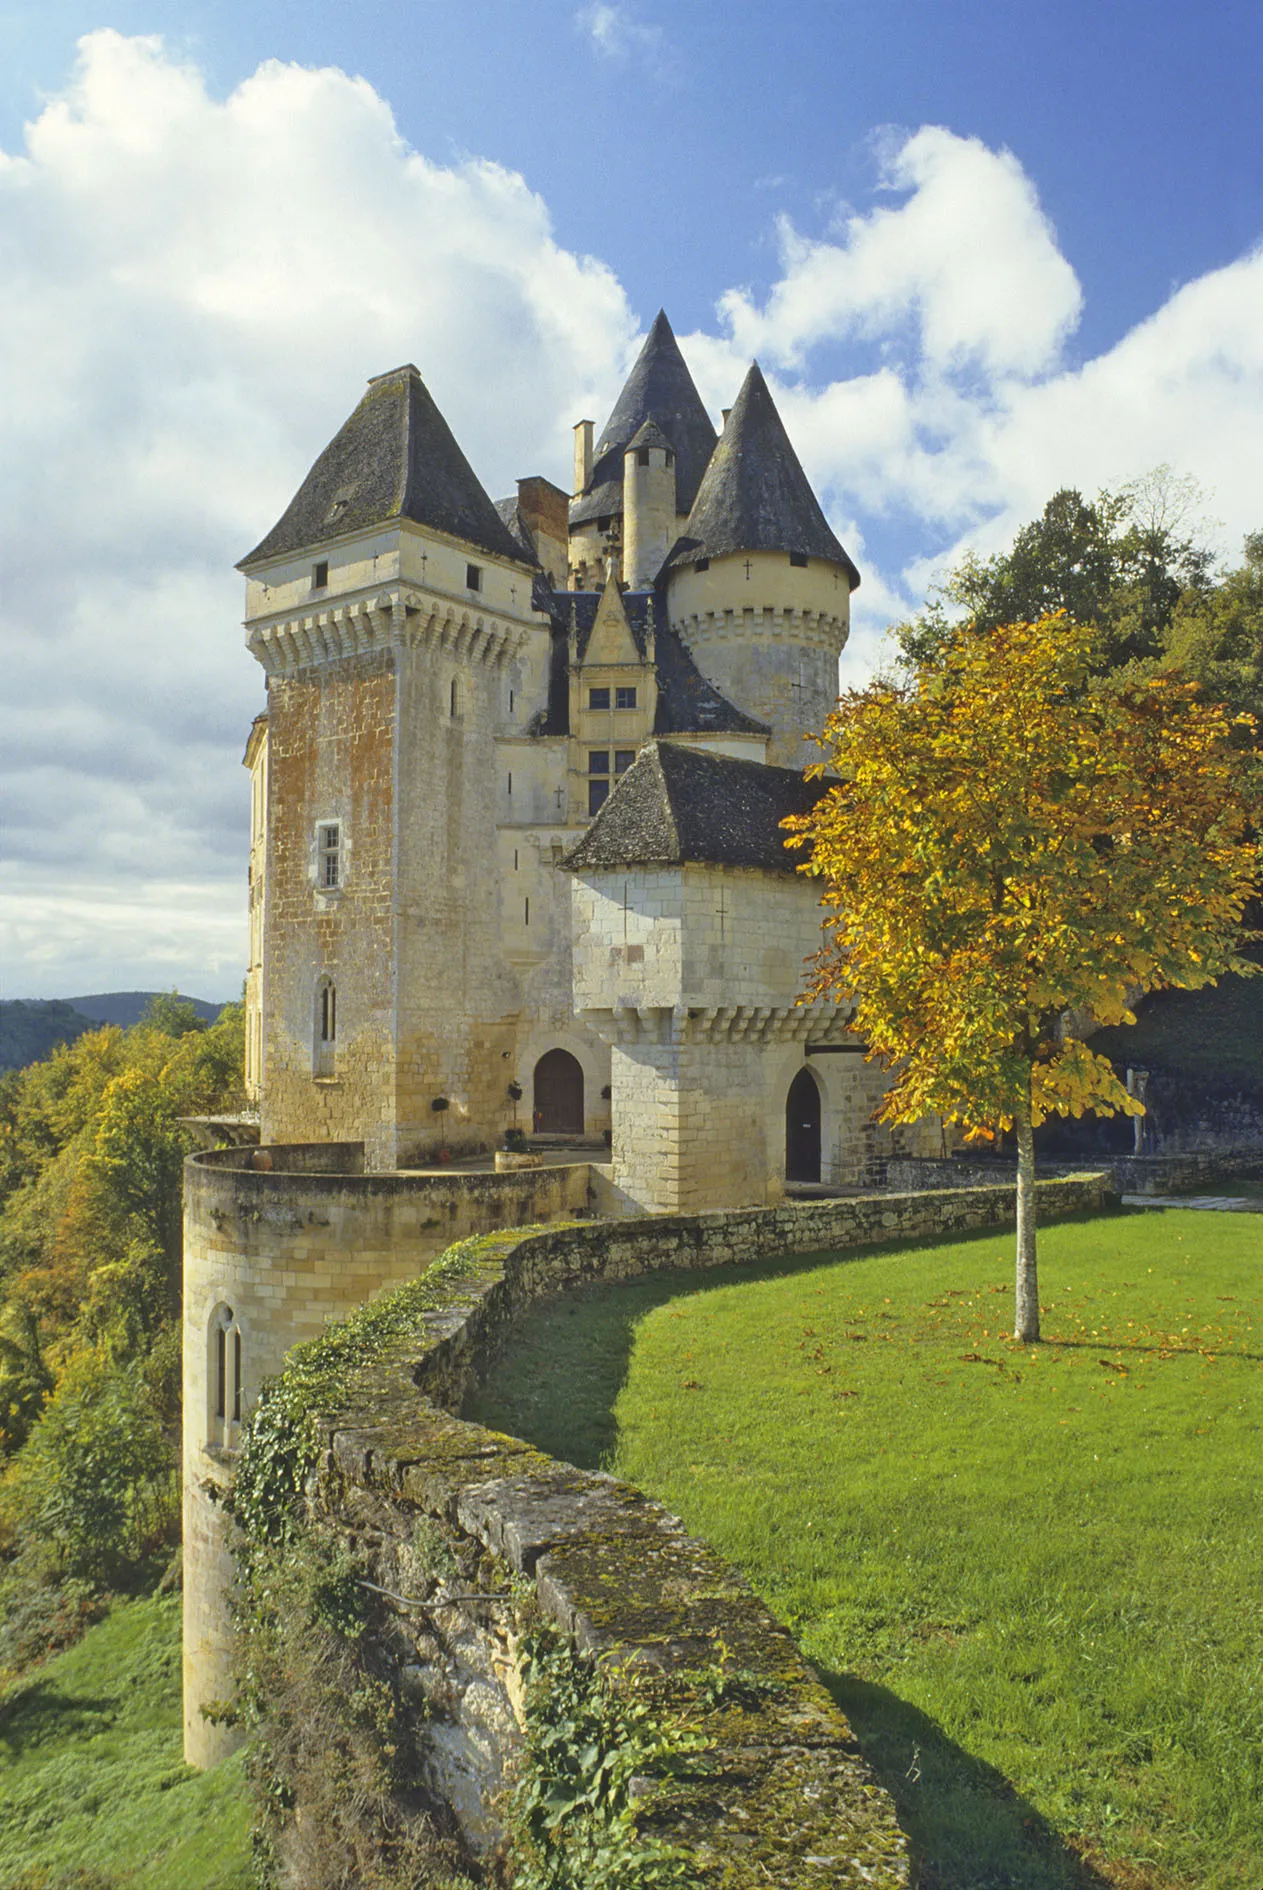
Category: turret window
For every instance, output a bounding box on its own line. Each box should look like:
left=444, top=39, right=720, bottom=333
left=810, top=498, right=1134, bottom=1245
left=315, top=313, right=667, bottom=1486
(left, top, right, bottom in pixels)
left=694, top=557, right=709, bottom=573
left=636, top=447, right=650, bottom=466
left=314, top=977, right=337, bottom=1079
left=208, top=1304, right=243, bottom=1447
left=789, top=552, right=809, bottom=569
left=615, top=686, right=637, bottom=710
left=466, top=563, right=482, bottom=591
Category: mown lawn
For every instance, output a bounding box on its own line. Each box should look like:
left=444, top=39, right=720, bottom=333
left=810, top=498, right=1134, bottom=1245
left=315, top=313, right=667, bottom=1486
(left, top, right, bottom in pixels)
left=0, top=1590, right=252, bottom=1888
left=467, top=1209, right=1263, bottom=1890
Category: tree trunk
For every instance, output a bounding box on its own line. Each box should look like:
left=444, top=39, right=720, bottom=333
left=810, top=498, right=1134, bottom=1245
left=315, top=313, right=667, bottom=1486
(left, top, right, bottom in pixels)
left=1014, top=1083, right=1040, bottom=1343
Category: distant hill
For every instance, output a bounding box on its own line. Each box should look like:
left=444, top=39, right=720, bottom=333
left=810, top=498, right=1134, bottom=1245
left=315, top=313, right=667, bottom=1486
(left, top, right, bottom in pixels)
left=66, top=991, right=223, bottom=1029
left=0, top=992, right=226, bottom=1073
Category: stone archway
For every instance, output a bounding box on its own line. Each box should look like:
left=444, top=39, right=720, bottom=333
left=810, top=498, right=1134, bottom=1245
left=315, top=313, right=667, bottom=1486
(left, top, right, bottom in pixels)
left=533, top=1048, right=585, bottom=1135
left=786, top=1066, right=822, bottom=1183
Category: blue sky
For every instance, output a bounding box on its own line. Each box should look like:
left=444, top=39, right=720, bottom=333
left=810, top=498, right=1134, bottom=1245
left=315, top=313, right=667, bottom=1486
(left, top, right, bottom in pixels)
left=2, top=2, right=1262, bottom=996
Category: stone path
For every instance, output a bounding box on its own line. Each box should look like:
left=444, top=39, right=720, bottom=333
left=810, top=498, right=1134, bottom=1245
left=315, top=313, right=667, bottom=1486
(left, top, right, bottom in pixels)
left=1122, top=1193, right=1263, bottom=1212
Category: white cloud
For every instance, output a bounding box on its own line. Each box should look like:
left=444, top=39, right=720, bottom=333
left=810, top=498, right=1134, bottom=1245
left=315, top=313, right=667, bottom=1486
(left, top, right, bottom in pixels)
left=5, top=36, right=1263, bottom=995
left=575, top=4, right=666, bottom=69
left=719, top=128, right=1083, bottom=380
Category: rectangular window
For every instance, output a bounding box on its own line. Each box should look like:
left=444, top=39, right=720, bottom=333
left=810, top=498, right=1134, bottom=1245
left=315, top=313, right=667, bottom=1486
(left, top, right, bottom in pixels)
left=615, top=686, right=637, bottom=710
left=588, top=778, right=610, bottom=816
left=321, top=983, right=336, bottom=1043
left=507, top=772, right=513, bottom=795
left=614, top=749, right=635, bottom=774
left=636, top=447, right=650, bottom=466
left=312, top=560, right=329, bottom=589
left=524, top=896, right=530, bottom=925
left=588, top=750, right=609, bottom=775
left=789, top=551, right=809, bottom=568
left=466, top=563, right=481, bottom=591
left=450, top=678, right=459, bottom=717
left=232, top=1330, right=242, bottom=1424
left=588, top=686, right=610, bottom=710
left=318, top=822, right=341, bottom=889
left=216, top=1326, right=226, bottom=1422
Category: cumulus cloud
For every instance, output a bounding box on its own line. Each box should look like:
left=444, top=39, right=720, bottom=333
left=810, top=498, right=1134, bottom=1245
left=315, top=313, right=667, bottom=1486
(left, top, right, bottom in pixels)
left=5, top=36, right=1263, bottom=993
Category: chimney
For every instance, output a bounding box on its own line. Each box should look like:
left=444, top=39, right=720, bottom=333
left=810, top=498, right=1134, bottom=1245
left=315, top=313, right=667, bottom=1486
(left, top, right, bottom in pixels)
left=573, top=419, right=594, bottom=496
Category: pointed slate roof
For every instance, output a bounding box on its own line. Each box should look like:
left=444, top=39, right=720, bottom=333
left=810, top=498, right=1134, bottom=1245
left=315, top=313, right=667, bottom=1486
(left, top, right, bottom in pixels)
left=239, top=365, right=532, bottom=570
left=570, top=311, right=717, bottom=528
left=665, top=363, right=860, bottom=588
left=563, top=740, right=828, bottom=875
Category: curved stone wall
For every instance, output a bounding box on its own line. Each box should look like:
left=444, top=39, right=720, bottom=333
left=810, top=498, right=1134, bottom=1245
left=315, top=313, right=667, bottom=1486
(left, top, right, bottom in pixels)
left=224, top=1169, right=1114, bottom=1880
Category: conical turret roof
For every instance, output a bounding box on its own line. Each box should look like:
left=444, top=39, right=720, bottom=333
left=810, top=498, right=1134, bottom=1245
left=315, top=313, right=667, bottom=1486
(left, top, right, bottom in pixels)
left=665, top=363, right=860, bottom=588
left=570, top=311, right=717, bottom=527
left=239, top=365, right=532, bottom=569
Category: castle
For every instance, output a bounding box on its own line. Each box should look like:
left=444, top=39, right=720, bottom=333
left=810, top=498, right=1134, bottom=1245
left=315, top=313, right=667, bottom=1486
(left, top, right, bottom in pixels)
left=183, top=312, right=940, bottom=1766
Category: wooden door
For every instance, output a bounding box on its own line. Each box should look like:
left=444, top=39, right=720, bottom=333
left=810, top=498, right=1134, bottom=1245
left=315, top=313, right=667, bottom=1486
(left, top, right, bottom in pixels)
left=534, top=1049, right=585, bottom=1134
left=786, top=1067, right=822, bottom=1182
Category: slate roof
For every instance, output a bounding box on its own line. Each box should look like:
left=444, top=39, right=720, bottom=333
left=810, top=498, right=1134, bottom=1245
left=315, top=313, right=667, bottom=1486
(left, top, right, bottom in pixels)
left=665, top=362, right=860, bottom=588
left=239, top=365, right=533, bottom=570
left=525, top=590, right=767, bottom=741
left=494, top=495, right=542, bottom=565
left=570, top=312, right=718, bottom=529
left=563, top=740, right=829, bottom=874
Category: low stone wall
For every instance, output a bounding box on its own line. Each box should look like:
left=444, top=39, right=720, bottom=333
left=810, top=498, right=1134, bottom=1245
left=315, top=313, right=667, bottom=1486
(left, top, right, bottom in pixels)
left=888, top=1149, right=1263, bottom=1197
left=246, top=1171, right=1113, bottom=1884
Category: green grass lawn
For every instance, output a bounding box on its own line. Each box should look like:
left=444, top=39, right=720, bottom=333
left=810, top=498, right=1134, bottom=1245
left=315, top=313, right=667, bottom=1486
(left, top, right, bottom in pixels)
left=467, top=1210, right=1263, bottom=1890
left=0, top=1590, right=252, bottom=1889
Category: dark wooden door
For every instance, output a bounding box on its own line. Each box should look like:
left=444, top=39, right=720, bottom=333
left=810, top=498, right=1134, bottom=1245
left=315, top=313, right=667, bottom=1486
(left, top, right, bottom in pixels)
left=786, top=1067, right=821, bottom=1182
left=534, top=1049, right=585, bottom=1134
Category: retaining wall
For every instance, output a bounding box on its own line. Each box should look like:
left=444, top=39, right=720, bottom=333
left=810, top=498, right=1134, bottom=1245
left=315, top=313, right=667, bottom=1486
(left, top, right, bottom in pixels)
left=888, top=1149, right=1263, bottom=1197
left=250, top=1169, right=1114, bottom=1884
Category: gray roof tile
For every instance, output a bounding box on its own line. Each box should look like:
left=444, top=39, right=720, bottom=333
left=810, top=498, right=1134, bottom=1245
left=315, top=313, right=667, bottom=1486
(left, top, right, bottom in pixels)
left=666, top=363, right=860, bottom=588
left=570, top=312, right=717, bottom=528
left=240, top=365, right=532, bottom=570
left=563, top=740, right=828, bottom=874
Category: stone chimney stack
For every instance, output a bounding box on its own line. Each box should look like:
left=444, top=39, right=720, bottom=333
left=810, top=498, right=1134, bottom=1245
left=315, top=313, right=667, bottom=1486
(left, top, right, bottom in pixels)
left=573, top=419, right=594, bottom=497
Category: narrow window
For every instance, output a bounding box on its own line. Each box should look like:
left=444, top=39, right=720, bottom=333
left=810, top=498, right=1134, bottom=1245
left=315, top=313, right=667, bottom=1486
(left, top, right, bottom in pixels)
left=789, top=551, right=809, bottom=569
left=216, top=1325, right=226, bottom=1421
left=313, top=559, right=329, bottom=589
left=525, top=896, right=530, bottom=925
left=315, top=977, right=337, bottom=1078
left=636, top=447, right=650, bottom=466
left=614, top=749, right=635, bottom=774
left=209, top=1304, right=243, bottom=1445
left=514, top=847, right=519, bottom=870
left=318, top=821, right=341, bottom=890
left=507, top=772, right=513, bottom=795
left=450, top=678, right=459, bottom=717
left=588, top=778, right=609, bottom=816
left=615, top=686, right=637, bottom=710
left=588, top=686, right=610, bottom=710
left=232, top=1330, right=242, bottom=1423
left=466, top=563, right=482, bottom=591
left=509, top=688, right=515, bottom=715
left=589, top=750, right=609, bottom=775
left=665, top=449, right=674, bottom=467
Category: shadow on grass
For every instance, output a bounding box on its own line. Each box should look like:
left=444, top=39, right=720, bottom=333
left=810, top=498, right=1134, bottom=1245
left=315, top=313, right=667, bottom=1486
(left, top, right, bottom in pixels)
left=820, top=1670, right=1113, bottom=1890
left=0, top=1677, right=116, bottom=1763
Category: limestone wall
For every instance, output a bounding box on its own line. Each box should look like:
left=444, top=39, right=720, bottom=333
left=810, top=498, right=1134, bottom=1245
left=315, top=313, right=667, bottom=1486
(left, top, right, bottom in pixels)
left=236, top=1168, right=1114, bottom=1881
left=181, top=1146, right=594, bottom=1767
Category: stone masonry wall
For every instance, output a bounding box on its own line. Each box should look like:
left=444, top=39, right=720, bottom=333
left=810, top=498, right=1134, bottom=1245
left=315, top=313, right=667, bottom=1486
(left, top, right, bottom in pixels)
left=261, top=1168, right=1115, bottom=1882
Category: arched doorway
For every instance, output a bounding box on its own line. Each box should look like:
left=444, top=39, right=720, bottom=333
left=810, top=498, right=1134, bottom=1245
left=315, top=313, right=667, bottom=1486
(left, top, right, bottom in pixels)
left=786, top=1066, right=822, bottom=1182
left=534, top=1048, right=585, bottom=1134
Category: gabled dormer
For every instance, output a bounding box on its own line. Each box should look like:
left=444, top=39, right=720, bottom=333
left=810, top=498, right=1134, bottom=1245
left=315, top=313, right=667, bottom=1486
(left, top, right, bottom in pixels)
left=567, top=573, right=657, bottom=819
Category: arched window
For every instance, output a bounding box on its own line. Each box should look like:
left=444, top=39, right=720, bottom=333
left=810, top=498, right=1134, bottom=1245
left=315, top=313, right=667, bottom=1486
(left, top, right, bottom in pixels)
left=314, top=976, right=336, bottom=1078
left=786, top=1066, right=822, bottom=1184
left=207, top=1304, right=243, bottom=1447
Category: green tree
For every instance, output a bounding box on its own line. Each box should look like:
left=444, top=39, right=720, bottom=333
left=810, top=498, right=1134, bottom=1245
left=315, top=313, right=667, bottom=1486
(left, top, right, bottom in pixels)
left=1163, top=533, right=1263, bottom=724
left=897, top=472, right=1216, bottom=673
left=786, top=614, right=1262, bottom=1341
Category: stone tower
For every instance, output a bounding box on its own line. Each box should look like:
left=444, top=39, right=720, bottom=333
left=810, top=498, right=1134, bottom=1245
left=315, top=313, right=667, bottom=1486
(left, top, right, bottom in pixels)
left=663, top=362, right=860, bottom=766
left=238, top=364, right=548, bottom=1170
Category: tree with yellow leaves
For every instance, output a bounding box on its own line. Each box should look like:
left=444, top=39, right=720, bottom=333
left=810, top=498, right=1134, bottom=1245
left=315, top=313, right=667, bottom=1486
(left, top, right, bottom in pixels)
left=785, top=614, right=1262, bottom=1341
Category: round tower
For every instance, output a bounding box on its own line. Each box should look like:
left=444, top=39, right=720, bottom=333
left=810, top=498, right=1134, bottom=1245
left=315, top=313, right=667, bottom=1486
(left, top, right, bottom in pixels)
left=622, top=420, right=677, bottom=588
left=664, top=363, right=860, bottom=766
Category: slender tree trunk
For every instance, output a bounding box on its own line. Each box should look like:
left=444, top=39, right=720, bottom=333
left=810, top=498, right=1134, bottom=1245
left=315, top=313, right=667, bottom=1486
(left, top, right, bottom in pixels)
left=1014, top=1080, right=1040, bottom=1343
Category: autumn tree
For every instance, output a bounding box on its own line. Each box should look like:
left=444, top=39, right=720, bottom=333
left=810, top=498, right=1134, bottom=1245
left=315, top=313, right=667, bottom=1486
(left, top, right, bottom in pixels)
left=786, top=614, right=1261, bottom=1341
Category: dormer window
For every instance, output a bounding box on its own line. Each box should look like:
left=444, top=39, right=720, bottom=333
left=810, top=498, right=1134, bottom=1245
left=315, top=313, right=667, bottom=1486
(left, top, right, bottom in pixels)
left=317, top=821, right=342, bottom=890
left=789, top=552, right=809, bottom=569
left=466, top=563, right=482, bottom=591
left=312, top=560, right=329, bottom=590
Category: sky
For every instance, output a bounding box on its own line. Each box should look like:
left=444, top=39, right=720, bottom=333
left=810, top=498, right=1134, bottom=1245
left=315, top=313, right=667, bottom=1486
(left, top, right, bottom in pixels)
left=3, top=1, right=1263, bottom=1000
